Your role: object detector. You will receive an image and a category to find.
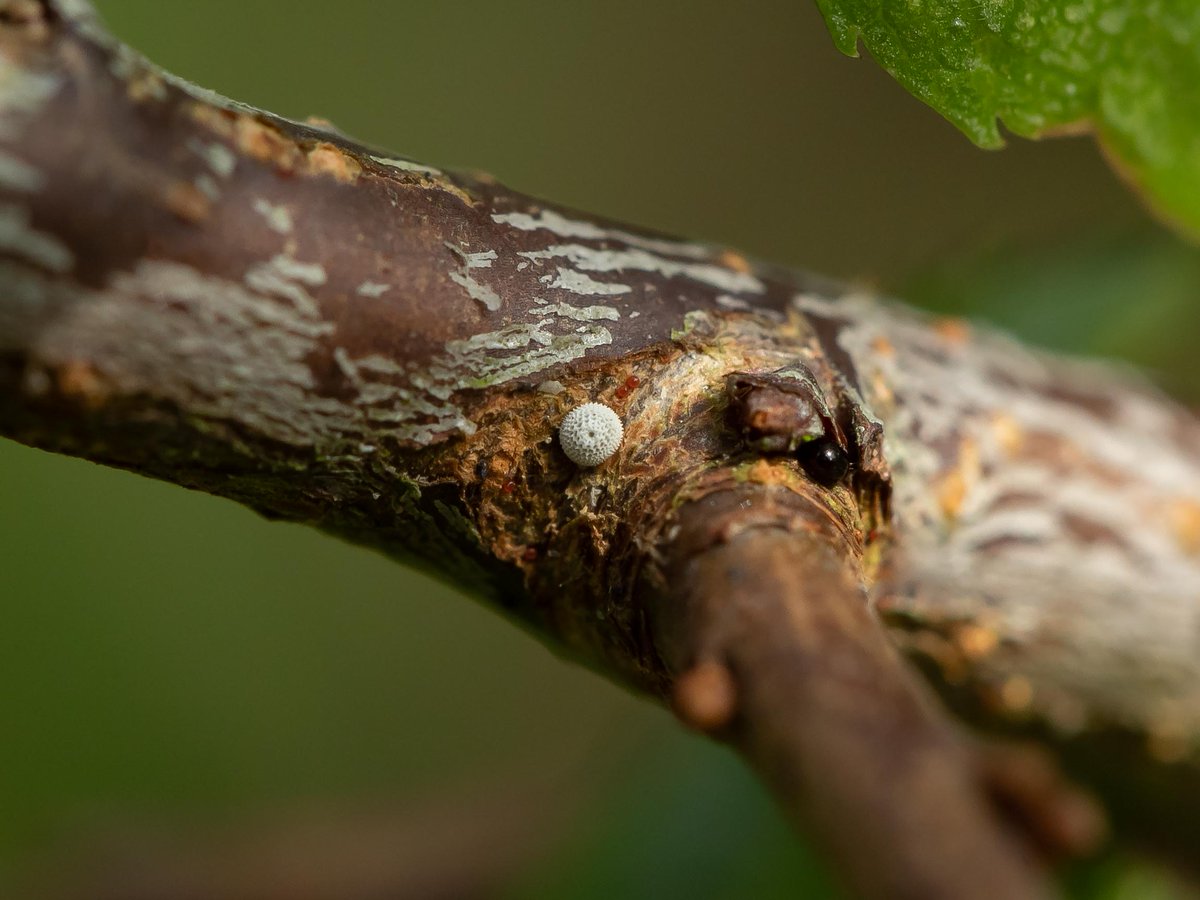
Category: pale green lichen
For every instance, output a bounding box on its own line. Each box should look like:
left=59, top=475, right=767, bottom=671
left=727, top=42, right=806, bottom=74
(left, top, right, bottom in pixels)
left=370, top=155, right=444, bottom=178
left=0, top=151, right=45, bottom=193
left=188, top=138, right=237, bottom=178
left=545, top=268, right=632, bottom=296
left=446, top=244, right=502, bottom=312
left=0, top=204, right=73, bottom=273
left=355, top=280, right=391, bottom=298
left=0, top=56, right=63, bottom=140
left=243, top=254, right=328, bottom=319
left=493, top=208, right=719, bottom=261
left=671, top=309, right=713, bottom=342
left=252, top=198, right=294, bottom=235
left=519, top=243, right=763, bottom=295
left=536, top=299, right=621, bottom=321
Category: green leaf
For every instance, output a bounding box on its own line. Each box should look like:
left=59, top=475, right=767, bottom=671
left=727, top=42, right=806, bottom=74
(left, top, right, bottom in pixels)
left=815, top=1, right=1200, bottom=240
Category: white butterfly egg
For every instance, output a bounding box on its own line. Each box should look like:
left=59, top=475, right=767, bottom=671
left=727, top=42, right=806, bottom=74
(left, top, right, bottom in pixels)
left=559, top=402, right=623, bottom=467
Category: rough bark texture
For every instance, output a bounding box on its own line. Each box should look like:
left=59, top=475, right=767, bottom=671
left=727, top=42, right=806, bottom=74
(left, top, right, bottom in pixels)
left=2, top=1, right=1200, bottom=895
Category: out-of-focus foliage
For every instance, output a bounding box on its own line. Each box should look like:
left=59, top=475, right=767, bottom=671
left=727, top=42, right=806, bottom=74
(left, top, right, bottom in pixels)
left=817, top=1, right=1200, bottom=241
left=0, top=1, right=1196, bottom=898
left=904, top=231, right=1200, bottom=401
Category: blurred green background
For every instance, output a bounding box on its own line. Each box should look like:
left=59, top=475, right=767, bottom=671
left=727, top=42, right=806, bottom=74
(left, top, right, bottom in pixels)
left=2, top=1, right=1198, bottom=897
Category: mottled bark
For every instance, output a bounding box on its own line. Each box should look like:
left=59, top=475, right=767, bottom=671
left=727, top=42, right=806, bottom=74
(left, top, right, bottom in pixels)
left=2, top=1, right=1199, bottom=896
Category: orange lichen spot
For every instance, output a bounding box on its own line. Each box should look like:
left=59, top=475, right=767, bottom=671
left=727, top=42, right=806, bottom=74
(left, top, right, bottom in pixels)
left=954, top=623, right=998, bottom=661
left=56, top=361, right=107, bottom=409
left=999, top=675, right=1034, bottom=714
left=126, top=70, right=166, bottom=103
left=1169, top=499, right=1200, bottom=556
left=190, top=103, right=237, bottom=138
left=933, top=316, right=972, bottom=345
left=306, top=142, right=362, bottom=183
left=163, top=181, right=211, bottom=223
left=991, top=413, right=1024, bottom=457
left=936, top=438, right=979, bottom=521
left=234, top=116, right=300, bottom=171
left=745, top=458, right=777, bottom=485
left=937, top=468, right=968, bottom=521
left=870, top=335, right=895, bottom=356
left=521, top=546, right=538, bottom=563
left=869, top=370, right=895, bottom=409
left=717, top=248, right=751, bottom=274
left=672, top=661, right=737, bottom=732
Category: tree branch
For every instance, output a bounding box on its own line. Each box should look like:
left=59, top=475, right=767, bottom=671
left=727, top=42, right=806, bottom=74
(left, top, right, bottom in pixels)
left=2, top=1, right=1200, bottom=894
left=655, top=486, right=1110, bottom=898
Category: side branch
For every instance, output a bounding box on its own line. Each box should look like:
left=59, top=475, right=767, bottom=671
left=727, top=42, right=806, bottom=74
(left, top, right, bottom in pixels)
left=654, top=488, right=1100, bottom=899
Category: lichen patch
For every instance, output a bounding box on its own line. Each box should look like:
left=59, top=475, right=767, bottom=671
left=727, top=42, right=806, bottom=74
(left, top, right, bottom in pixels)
left=233, top=115, right=301, bottom=170
left=546, top=267, right=631, bottom=296
left=0, top=55, right=62, bottom=139
left=446, top=243, right=502, bottom=312
left=188, top=137, right=237, bottom=178
left=370, top=155, right=473, bottom=206
left=0, top=148, right=43, bottom=192
left=1169, top=499, right=1200, bottom=556
left=937, top=437, right=980, bottom=521
left=243, top=254, right=328, bottom=320
left=306, top=142, right=361, bottom=183
left=0, top=202, right=72, bottom=272
left=163, top=180, right=211, bottom=223
left=355, top=280, right=390, bottom=298
left=519, top=243, right=764, bottom=296
left=493, top=207, right=717, bottom=261
left=252, top=198, right=294, bottom=235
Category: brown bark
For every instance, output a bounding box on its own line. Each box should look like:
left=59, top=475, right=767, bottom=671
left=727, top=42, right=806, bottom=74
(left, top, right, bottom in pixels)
left=657, top=488, right=1054, bottom=900
left=2, top=1, right=1199, bottom=895
left=654, top=483, right=1132, bottom=895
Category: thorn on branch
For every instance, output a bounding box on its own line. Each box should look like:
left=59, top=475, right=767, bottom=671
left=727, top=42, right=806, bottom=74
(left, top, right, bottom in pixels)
left=672, top=660, right=738, bottom=733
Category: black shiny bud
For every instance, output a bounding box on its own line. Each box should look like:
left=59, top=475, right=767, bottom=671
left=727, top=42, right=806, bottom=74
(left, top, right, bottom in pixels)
left=797, top=439, right=850, bottom=487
